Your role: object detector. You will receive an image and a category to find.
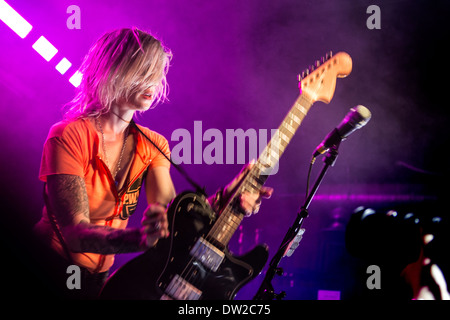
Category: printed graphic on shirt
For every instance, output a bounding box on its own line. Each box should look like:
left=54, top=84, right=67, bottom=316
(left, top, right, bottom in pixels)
left=119, top=172, right=145, bottom=220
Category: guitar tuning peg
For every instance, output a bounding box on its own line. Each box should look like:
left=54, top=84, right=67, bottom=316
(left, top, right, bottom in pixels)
left=325, top=51, right=333, bottom=60
left=315, top=60, right=321, bottom=68
left=308, top=65, right=315, bottom=73
left=320, top=57, right=326, bottom=64
left=298, top=69, right=308, bottom=80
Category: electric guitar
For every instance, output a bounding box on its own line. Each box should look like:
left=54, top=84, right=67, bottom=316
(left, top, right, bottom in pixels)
left=99, top=51, right=353, bottom=300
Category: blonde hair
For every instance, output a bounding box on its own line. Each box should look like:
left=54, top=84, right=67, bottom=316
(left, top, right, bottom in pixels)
left=64, top=27, right=172, bottom=119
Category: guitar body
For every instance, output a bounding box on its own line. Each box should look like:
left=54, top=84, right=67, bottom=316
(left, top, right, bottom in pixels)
left=100, top=191, right=268, bottom=300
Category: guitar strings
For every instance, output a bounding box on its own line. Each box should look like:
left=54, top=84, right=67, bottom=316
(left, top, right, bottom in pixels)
left=176, top=144, right=276, bottom=295
left=175, top=155, right=271, bottom=296
left=172, top=166, right=258, bottom=297
left=205, top=162, right=261, bottom=243
left=175, top=180, right=249, bottom=292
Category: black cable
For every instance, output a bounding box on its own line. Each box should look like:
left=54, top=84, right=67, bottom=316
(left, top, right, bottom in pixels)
left=131, top=120, right=205, bottom=195
left=305, top=157, right=315, bottom=202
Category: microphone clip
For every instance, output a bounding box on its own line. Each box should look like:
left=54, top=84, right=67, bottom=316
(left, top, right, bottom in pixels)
left=323, top=142, right=340, bottom=167
left=312, top=138, right=341, bottom=165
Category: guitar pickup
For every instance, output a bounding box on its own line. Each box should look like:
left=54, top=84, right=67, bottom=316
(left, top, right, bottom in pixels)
left=190, top=237, right=225, bottom=272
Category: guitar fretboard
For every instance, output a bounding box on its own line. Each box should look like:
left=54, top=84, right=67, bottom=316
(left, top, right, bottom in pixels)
left=207, top=94, right=314, bottom=248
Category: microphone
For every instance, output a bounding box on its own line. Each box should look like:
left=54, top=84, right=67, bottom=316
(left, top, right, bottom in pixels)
left=313, top=105, right=371, bottom=158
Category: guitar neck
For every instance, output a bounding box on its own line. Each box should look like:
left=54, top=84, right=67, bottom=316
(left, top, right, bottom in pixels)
left=255, top=94, right=313, bottom=177
left=208, top=94, right=314, bottom=248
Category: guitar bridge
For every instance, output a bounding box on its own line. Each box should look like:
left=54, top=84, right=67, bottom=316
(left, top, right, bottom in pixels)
left=163, top=274, right=202, bottom=300
left=190, top=237, right=225, bottom=272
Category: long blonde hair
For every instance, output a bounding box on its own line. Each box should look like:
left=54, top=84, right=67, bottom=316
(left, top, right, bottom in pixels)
left=64, top=27, right=172, bottom=119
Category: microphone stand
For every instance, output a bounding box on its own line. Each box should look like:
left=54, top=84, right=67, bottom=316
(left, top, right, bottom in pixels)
left=253, top=143, right=340, bottom=300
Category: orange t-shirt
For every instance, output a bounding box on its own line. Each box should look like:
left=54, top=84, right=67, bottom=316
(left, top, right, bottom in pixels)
left=36, top=118, right=170, bottom=273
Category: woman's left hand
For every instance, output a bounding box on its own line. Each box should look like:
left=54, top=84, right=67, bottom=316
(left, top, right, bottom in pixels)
left=223, top=161, right=273, bottom=216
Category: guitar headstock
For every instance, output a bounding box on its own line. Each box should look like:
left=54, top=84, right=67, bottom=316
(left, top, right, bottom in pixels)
left=298, top=51, right=352, bottom=104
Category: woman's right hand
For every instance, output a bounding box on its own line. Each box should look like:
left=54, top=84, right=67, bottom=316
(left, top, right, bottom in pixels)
left=141, top=203, right=170, bottom=248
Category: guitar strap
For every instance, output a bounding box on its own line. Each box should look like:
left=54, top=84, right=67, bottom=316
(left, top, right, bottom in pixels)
left=131, top=120, right=206, bottom=196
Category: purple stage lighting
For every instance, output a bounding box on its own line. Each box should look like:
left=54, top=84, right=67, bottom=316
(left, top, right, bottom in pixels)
left=0, top=0, right=33, bottom=38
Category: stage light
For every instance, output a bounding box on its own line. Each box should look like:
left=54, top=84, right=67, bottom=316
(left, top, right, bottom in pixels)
left=0, top=0, right=33, bottom=38
left=1, top=1, right=81, bottom=87
left=32, top=36, right=58, bottom=62
left=69, top=70, right=82, bottom=87
left=55, top=58, right=72, bottom=75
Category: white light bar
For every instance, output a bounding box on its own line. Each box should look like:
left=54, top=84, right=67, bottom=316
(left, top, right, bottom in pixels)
left=69, top=70, right=82, bottom=87
left=55, top=58, right=72, bottom=75
left=1, top=1, right=82, bottom=88
left=0, top=0, right=33, bottom=38
left=32, top=36, right=58, bottom=61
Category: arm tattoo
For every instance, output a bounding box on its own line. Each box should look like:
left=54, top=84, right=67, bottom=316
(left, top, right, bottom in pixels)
left=78, top=224, right=145, bottom=254
left=47, top=174, right=144, bottom=254
left=47, top=174, right=90, bottom=227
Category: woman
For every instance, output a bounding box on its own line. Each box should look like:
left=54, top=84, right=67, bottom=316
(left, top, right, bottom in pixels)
left=34, top=27, right=272, bottom=298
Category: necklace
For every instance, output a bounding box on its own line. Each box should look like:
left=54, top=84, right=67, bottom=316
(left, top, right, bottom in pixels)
left=96, top=118, right=129, bottom=184
left=110, top=110, right=132, bottom=123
